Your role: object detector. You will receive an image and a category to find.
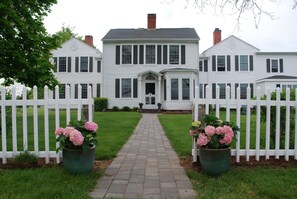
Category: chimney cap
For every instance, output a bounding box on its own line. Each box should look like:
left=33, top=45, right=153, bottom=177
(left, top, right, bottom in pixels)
left=214, top=28, right=221, bottom=32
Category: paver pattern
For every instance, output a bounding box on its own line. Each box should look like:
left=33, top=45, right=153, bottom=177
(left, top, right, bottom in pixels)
left=90, top=113, right=196, bottom=199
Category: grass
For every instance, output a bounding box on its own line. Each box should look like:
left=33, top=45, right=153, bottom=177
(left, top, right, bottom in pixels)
left=0, top=111, right=141, bottom=199
left=158, top=113, right=297, bottom=199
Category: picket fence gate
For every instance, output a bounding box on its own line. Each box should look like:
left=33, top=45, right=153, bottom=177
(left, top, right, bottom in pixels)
left=0, top=85, right=94, bottom=164
left=193, top=85, right=297, bottom=163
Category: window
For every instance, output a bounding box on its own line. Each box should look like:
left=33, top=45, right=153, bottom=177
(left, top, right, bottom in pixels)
left=122, top=45, right=132, bottom=64
left=81, top=84, right=88, bottom=99
left=171, top=79, right=179, bottom=100
left=199, top=61, right=203, bottom=71
left=122, top=78, right=131, bottom=98
left=218, top=84, right=226, bottom=99
left=266, top=58, right=283, bottom=73
left=58, top=57, right=67, bottom=72
left=271, top=59, right=278, bottom=72
left=169, top=45, right=179, bottom=64
left=182, top=79, right=190, bottom=100
left=240, top=84, right=248, bottom=99
left=217, top=56, right=226, bottom=71
left=80, top=57, right=88, bottom=72
left=146, top=45, right=155, bottom=64
left=239, top=55, right=248, bottom=71
left=59, top=84, right=66, bottom=99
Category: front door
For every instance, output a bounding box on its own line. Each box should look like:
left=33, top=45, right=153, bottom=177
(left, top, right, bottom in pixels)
left=145, top=83, right=156, bottom=106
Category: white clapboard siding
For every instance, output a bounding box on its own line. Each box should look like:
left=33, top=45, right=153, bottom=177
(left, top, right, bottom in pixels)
left=193, top=85, right=297, bottom=163
left=0, top=85, right=93, bottom=164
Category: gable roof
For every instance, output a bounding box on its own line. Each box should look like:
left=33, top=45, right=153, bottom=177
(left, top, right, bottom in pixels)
left=202, top=35, right=259, bottom=54
left=61, top=37, right=101, bottom=52
left=102, top=28, right=199, bottom=41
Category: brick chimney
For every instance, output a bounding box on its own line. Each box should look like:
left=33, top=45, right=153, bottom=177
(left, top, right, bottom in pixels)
left=213, top=28, right=221, bottom=45
left=84, top=35, right=93, bottom=46
left=147, top=14, right=156, bottom=30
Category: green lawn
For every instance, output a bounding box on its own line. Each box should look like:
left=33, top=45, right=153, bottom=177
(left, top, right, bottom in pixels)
left=0, top=111, right=141, bottom=199
left=158, top=113, right=297, bottom=199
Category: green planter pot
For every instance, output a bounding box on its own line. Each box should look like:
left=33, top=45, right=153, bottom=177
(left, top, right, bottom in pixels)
left=199, top=147, right=231, bottom=176
left=62, top=145, right=95, bottom=174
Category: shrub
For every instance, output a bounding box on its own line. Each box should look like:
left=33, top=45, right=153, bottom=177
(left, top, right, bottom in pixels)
left=122, top=106, right=131, bottom=112
left=13, top=151, right=38, bottom=165
left=132, top=107, right=139, bottom=112
left=94, top=97, right=108, bottom=112
left=112, top=106, right=119, bottom=112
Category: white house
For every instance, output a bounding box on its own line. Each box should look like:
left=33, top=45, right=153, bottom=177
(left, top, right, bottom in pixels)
left=101, top=14, right=200, bottom=110
left=199, top=28, right=297, bottom=99
left=51, top=36, right=102, bottom=99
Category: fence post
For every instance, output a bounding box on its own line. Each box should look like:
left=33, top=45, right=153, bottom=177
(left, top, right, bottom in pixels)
left=236, top=87, right=241, bottom=163
left=11, top=87, right=17, bottom=155
left=295, top=88, right=297, bottom=160
left=1, top=88, right=7, bottom=164
left=245, top=86, right=251, bottom=161
left=33, top=86, right=39, bottom=156
left=55, top=85, right=61, bottom=163
left=255, top=87, right=261, bottom=161
left=265, top=88, right=271, bottom=160
left=275, top=87, right=281, bottom=159
left=44, top=86, right=50, bottom=164
left=22, top=86, right=28, bottom=151
left=285, top=88, right=290, bottom=161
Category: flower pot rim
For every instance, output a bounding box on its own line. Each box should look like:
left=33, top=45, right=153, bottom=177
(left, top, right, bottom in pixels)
left=199, top=146, right=231, bottom=150
left=63, top=144, right=95, bottom=152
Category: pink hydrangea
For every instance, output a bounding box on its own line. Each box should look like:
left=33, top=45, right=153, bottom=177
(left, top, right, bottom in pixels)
left=55, top=127, right=64, bottom=136
left=222, top=125, right=234, bottom=138
left=197, top=133, right=209, bottom=147
left=69, top=130, right=84, bottom=146
left=63, top=127, right=75, bottom=137
left=204, top=126, right=216, bottom=136
left=84, top=121, right=98, bottom=132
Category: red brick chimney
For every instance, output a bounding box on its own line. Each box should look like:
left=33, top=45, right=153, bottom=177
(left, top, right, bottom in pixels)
left=147, top=14, right=156, bottom=30
left=84, top=35, right=93, bottom=46
left=213, top=28, right=221, bottom=45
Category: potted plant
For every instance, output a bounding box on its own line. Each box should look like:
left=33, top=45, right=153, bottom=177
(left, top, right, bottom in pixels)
left=157, top=103, right=162, bottom=112
left=55, top=120, right=98, bottom=174
left=139, top=102, right=143, bottom=112
left=190, top=115, right=239, bottom=176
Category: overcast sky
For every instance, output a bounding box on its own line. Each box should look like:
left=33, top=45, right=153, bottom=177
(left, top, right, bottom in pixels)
left=44, top=0, right=297, bottom=52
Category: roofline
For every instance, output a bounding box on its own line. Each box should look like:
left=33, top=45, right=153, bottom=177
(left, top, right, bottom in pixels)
left=202, top=35, right=259, bottom=54
left=256, top=52, right=297, bottom=55
left=102, top=38, right=200, bottom=42
left=160, top=68, right=198, bottom=74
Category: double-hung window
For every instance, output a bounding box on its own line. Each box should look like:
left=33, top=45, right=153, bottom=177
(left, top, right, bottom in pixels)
left=169, top=45, right=179, bottom=64
left=58, top=57, right=67, bottom=72
left=239, top=55, right=248, bottom=71
left=122, top=45, right=132, bottom=64
left=145, top=45, right=155, bottom=64
left=217, top=56, right=226, bottom=71
left=80, top=57, right=88, bottom=72
left=182, top=79, right=190, bottom=100
left=171, top=79, right=179, bottom=100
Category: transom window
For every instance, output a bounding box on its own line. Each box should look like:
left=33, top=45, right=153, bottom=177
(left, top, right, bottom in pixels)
left=145, top=45, right=155, bottom=64
left=217, top=56, right=226, bottom=71
left=169, top=45, right=179, bottom=64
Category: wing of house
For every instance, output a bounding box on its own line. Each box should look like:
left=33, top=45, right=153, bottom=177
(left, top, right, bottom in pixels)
left=51, top=36, right=102, bottom=99
left=199, top=28, right=297, bottom=100
left=101, top=14, right=200, bottom=110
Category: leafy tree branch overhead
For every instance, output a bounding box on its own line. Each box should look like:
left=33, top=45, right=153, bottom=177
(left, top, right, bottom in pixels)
left=0, top=0, right=59, bottom=89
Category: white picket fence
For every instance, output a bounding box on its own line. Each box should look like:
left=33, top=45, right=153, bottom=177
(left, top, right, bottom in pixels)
left=193, top=85, right=297, bottom=162
left=0, top=85, right=94, bottom=164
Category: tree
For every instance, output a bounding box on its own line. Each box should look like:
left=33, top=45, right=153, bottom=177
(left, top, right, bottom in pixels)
left=0, top=0, right=59, bottom=89
left=175, top=0, right=297, bottom=28
left=55, top=24, right=82, bottom=46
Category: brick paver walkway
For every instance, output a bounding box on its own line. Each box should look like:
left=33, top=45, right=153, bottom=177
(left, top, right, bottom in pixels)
left=90, top=113, right=196, bottom=199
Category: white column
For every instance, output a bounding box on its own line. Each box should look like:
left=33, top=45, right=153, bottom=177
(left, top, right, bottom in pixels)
left=138, top=76, right=142, bottom=103
left=158, top=76, right=161, bottom=103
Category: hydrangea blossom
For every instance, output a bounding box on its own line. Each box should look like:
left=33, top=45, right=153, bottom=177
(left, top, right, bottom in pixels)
left=55, top=127, right=64, bottom=136
left=84, top=121, right=98, bottom=132
left=69, top=129, right=84, bottom=146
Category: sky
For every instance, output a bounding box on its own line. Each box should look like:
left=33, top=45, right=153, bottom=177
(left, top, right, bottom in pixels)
left=44, top=0, right=297, bottom=52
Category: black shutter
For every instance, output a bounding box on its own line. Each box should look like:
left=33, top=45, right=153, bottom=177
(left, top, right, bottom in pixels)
left=280, top=59, right=283, bottom=73
left=163, top=45, right=167, bottom=64
left=133, top=45, right=138, bottom=64
left=235, top=55, right=239, bottom=71
left=157, top=45, right=162, bottom=64
left=212, top=55, right=216, bottom=71
left=67, top=57, right=71, bottom=72
left=212, top=83, right=216, bottom=99
left=204, top=60, right=208, bottom=72
left=266, top=59, right=270, bottom=73
left=133, top=78, right=138, bottom=98
left=75, top=57, right=79, bottom=72
left=116, top=46, right=120, bottom=65
left=53, top=57, right=57, bottom=72
left=227, top=55, right=231, bottom=71
left=250, top=83, right=254, bottom=98
left=97, top=61, right=101, bottom=73
left=96, top=84, right=101, bottom=97
left=139, top=45, right=144, bottom=64
left=164, top=79, right=167, bottom=100
left=235, top=83, right=239, bottom=99
left=115, top=79, right=120, bottom=98
left=89, top=57, right=93, bottom=72
left=249, top=55, right=253, bottom=71
left=181, top=45, right=186, bottom=64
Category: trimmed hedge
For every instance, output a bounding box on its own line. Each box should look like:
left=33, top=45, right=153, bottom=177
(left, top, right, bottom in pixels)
left=94, top=97, right=108, bottom=112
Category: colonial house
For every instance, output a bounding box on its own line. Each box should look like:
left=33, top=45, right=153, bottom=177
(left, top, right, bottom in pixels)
left=199, top=28, right=297, bottom=100
left=51, top=36, right=102, bottom=99
left=101, top=14, right=200, bottom=110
